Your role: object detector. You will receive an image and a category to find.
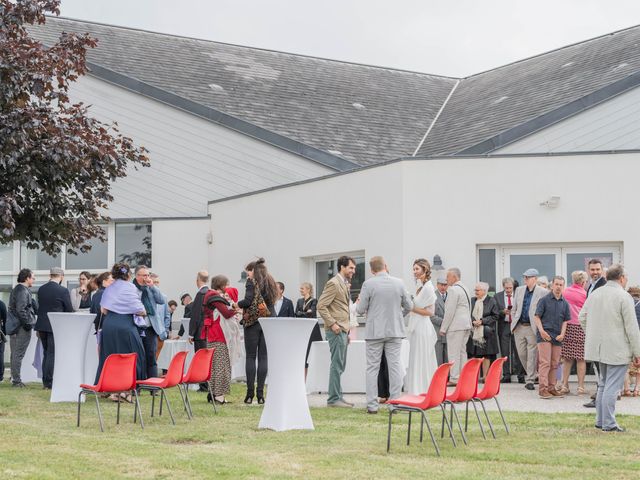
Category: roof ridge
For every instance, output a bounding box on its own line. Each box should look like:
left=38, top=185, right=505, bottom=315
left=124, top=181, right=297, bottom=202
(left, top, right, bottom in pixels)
left=464, top=23, right=640, bottom=79
left=47, top=15, right=459, bottom=80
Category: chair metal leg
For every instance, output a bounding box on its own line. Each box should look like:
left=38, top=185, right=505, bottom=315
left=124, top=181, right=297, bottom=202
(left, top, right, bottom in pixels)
left=159, top=390, right=164, bottom=416
left=208, top=384, right=217, bottom=414
left=93, top=392, right=104, bottom=432
left=449, top=404, right=468, bottom=445
left=177, top=384, right=191, bottom=420
left=495, top=397, right=509, bottom=433
left=464, top=400, right=469, bottom=432
left=476, top=399, right=496, bottom=439
left=151, top=389, right=156, bottom=417
left=422, top=413, right=440, bottom=457
left=440, top=405, right=445, bottom=439
left=387, top=409, right=394, bottom=452
left=133, top=389, right=144, bottom=429
left=407, top=411, right=412, bottom=445
left=420, top=412, right=424, bottom=443
left=116, top=394, right=121, bottom=425
left=470, top=399, right=487, bottom=439
left=184, top=386, right=194, bottom=418
left=440, top=404, right=457, bottom=447
left=161, top=388, right=176, bottom=425
left=77, top=391, right=83, bottom=427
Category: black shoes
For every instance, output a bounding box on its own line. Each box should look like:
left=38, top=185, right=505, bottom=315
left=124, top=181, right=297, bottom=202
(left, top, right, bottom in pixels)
left=367, top=409, right=378, bottom=414
left=500, top=376, right=512, bottom=384
left=603, top=426, right=625, bottom=432
left=244, top=394, right=253, bottom=404
left=584, top=400, right=596, bottom=408
left=257, top=396, right=265, bottom=405
left=525, top=383, right=535, bottom=391
left=517, top=377, right=525, bottom=384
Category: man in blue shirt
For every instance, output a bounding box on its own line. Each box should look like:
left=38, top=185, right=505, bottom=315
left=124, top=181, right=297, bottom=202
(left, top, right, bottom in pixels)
left=534, top=276, right=571, bottom=399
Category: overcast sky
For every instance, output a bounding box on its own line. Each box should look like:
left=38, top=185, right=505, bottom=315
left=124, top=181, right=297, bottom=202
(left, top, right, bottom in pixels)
left=59, top=0, right=640, bottom=77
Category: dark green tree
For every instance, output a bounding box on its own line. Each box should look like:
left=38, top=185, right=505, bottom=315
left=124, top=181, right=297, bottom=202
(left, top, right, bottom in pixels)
left=0, top=0, right=149, bottom=255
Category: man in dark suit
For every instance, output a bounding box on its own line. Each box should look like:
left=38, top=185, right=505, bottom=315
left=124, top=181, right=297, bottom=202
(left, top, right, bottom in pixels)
left=584, top=258, right=607, bottom=408
left=35, top=267, right=73, bottom=389
left=188, top=271, right=209, bottom=391
left=432, top=277, right=448, bottom=365
left=274, top=282, right=295, bottom=317
left=0, top=298, right=7, bottom=382
left=494, top=277, right=521, bottom=383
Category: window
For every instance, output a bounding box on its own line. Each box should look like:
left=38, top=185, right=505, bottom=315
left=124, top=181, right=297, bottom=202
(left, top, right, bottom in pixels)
left=115, top=223, right=152, bottom=268
left=478, top=249, right=497, bottom=293
left=20, top=244, right=61, bottom=271
left=66, top=227, right=108, bottom=271
left=315, top=256, right=365, bottom=301
left=0, top=243, right=13, bottom=271
left=0, top=274, right=13, bottom=305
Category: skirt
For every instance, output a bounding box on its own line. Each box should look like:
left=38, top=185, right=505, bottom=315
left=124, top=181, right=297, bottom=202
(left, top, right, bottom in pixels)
left=560, top=323, right=585, bottom=360
left=95, top=312, right=147, bottom=383
left=207, top=341, right=231, bottom=396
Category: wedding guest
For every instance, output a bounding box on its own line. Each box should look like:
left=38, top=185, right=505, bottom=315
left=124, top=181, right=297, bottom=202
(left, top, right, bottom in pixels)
left=70, top=271, right=94, bottom=310
left=580, top=264, right=640, bottom=431
left=558, top=271, right=588, bottom=395
left=537, top=276, right=550, bottom=290
left=623, top=286, right=640, bottom=396
left=467, top=282, right=500, bottom=381
left=295, top=282, right=322, bottom=374
left=274, top=282, right=295, bottom=317
left=90, top=271, right=113, bottom=333
left=151, top=273, right=171, bottom=360
left=0, top=299, right=6, bottom=383
left=9, top=269, right=36, bottom=387
left=534, top=276, right=571, bottom=399
left=96, top=263, right=147, bottom=383
left=202, top=275, right=238, bottom=404
left=238, top=258, right=277, bottom=404
left=133, top=266, right=165, bottom=379
left=223, top=286, right=244, bottom=376
left=405, top=258, right=438, bottom=394
left=431, top=277, right=448, bottom=365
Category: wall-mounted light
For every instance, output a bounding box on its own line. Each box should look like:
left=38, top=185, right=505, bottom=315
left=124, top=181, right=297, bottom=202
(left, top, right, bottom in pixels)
left=433, top=254, right=444, bottom=271
left=238, top=271, right=247, bottom=284
left=206, top=232, right=213, bottom=244
left=539, top=195, right=560, bottom=208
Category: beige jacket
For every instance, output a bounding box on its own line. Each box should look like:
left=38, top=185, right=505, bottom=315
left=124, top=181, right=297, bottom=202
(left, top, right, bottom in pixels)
left=317, top=275, right=351, bottom=332
left=511, top=285, right=548, bottom=333
left=579, top=281, right=640, bottom=365
left=441, top=281, right=472, bottom=333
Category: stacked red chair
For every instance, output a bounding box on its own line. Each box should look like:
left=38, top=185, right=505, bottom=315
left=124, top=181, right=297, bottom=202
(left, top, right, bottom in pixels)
left=180, top=347, right=216, bottom=417
left=442, top=357, right=483, bottom=444
left=472, top=356, right=509, bottom=437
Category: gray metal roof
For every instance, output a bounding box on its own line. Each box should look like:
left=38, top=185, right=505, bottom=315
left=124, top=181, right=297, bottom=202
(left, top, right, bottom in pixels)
left=416, top=24, right=640, bottom=156
left=31, top=17, right=457, bottom=167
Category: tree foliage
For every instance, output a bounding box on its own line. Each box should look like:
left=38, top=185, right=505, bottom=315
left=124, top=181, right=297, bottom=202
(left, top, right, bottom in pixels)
left=0, top=0, right=149, bottom=255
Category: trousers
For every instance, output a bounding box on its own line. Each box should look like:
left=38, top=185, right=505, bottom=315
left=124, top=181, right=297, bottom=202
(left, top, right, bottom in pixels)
left=595, top=363, right=627, bottom=430
left=326, top=329, right=348, bottom=404
left=513, top=323, right=537, bottom=383
left=244, top=322, right=268, bottom=396
left=10, top=327, right=32, bottom=384
left=39, top=331, right=55, bottom=388
left=366, top=338, right=403, bottom=411
left=446, top=330, right=470, bottom=382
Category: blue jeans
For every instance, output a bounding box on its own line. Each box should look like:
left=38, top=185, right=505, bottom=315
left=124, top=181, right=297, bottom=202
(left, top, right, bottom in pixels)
left=326, top=329, right=348, bottom=404
left=595, top=363, right=627, bottom=429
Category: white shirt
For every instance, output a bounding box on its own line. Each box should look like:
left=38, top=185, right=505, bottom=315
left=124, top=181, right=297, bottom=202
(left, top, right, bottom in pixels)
left=274, top=297, right=283, bottom=316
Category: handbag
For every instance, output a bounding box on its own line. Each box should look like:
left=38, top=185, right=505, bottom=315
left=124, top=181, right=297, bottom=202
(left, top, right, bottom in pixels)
left=5, top=309, right=21, bottom=336
left=242, top=280, right=270, bottom=327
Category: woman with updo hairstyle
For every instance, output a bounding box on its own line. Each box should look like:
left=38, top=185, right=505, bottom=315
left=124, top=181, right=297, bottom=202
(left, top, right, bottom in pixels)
left=405, top=258, right=439, bottom=395
left=90, top=271, right=114, bottom=334
left=94, top=263, right=149, bottom=387
left=237, top=257, right=277, bottom=404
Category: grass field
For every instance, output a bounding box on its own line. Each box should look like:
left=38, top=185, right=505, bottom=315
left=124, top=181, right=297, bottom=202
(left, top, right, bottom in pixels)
left=1, top=382, right=639, bottom=479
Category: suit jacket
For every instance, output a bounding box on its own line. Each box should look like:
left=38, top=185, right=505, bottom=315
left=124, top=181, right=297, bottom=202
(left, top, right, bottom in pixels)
left=511, top=284, right=547, bottom=333
left=188, top=286, right=209, bottom=338
left=356, top=272, right=413, bottom=340
left=580, top=281, right=640, bottom=364
left=35, top=280, right=73, bottom=333
left=586, top=276, right=606, bottom=297
left=432, top=290, right=447, bottom=344
left=276, top=297, right=295, bottom=317
left=317, top=275, right=351, bottom=332
left=295, top=297, right=317, bottom=318
left=494, top=290, right=515, bottom=324
left=442, top=281, right=472, bottom=333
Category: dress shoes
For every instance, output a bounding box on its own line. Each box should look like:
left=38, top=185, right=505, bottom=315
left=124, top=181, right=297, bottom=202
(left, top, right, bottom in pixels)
left=602, top=426, right=625, bottom=432
left=517, top=377, right=525, bottom=384
left=583, top=399, right=596, bottom=408
left=500, top=376, right=512, bottom=384
left=340, top=398, right=354, bottom=407
left=525, top=383, right=535, bottom=391
left=367, top=409, right=378, bottom=414
left=328, top=399, right=353, bottom=408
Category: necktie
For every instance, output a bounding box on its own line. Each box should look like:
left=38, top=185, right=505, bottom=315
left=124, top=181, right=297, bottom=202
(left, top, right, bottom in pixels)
left=507, top=295, right=512, bottom=322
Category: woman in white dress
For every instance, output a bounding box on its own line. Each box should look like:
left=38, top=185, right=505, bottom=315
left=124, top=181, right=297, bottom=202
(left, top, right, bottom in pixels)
left=405, top=258, right=439, bottom=395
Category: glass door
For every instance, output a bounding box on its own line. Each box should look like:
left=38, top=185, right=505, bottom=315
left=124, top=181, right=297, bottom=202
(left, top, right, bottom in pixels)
left=503, top=247, right=561, bottom=282
left=562, top=246, right=620, bottom=275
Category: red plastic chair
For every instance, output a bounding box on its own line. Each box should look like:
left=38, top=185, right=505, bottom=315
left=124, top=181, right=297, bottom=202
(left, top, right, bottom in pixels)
left=180, top=347, right=216, bottom=417
left=473, top=357, right=509, bottom=436
left=386, top=362, right=455, bottom=456
left=442, top=357, right=483, bottom=444
left=77, top=353, right=143, bottom=432
left=136, top=351, right=188, bottom=425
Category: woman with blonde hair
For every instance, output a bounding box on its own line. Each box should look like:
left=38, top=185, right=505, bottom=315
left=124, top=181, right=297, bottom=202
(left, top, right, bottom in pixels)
left=295, top=282, right=322, bottom=376
left=405, top=258, right=439, bottom=394
left=558, top=270, right=588, bottom=395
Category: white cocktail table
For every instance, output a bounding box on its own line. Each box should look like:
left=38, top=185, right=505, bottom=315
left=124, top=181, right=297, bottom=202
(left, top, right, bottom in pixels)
left=48, top=312, right=95, bottom=402
left=258, top=317, right=316, bottom=431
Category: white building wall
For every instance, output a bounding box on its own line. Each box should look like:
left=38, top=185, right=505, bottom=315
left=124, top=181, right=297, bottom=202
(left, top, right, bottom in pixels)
left=151, top=218, right=210, bottom=314
left=495, top=86, right=640, bottom=154
left=208, top=152, right=640, bottom=293
left=69, top=75, right=335, bottom=219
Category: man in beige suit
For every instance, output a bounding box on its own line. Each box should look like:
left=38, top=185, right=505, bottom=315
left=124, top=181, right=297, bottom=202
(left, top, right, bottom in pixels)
left=439, top=267, right=472, bottom=384
left=317, top=255, right=356, bottom=407
left=511, top=268, right=549, bottom=391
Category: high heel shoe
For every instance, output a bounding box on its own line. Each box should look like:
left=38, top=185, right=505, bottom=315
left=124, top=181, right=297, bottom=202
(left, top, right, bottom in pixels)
left=244, top=394, right=253, bottom=404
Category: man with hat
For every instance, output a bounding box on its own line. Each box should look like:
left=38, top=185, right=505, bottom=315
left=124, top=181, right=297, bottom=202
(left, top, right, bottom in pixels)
left=431, top=276, right=449, bottom=365
left=35, top=267, right=73, bottom=389
left=511, top=268, right=548, bottom=391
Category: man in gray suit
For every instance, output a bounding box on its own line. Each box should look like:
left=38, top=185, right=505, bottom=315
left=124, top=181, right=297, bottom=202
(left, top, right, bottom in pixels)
left=439, top=267, right=472, bottom=385
left=357, top=256, right=413, bottom=414
left=432, top=277, right=448, bottom=365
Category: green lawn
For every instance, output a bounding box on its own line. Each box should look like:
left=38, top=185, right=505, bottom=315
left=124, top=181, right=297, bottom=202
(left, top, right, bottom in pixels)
left=1, top=382, right=639, bottom=479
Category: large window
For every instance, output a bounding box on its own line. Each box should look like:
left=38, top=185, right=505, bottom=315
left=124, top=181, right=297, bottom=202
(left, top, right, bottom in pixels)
left=478, top=249, right=497, bottom=293
left=66, top=227, right=108, bottom=271
left=20, top=244, right=61, bottom=271
left=0, top=243, right=13, bottom=271
left=115, top=223, right=152, bottom=268
left=315, top=255, right=365, bottom=301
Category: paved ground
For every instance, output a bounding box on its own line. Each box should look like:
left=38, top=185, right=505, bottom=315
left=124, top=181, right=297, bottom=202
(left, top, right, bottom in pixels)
left=308, top=377, right=640, bottom=415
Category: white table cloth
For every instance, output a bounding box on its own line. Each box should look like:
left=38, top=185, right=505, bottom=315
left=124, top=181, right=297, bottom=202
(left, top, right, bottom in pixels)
left=20, top=330, right=41, bottom=383
left=157, top=339, right=192, bottom=371
left=305, top=339, right=410, bottom=394
left=48, top=312, right=95, bottom=402
left=84, top=329, right=100, bottom=385
left=258, top=317, right=316, bottom=431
